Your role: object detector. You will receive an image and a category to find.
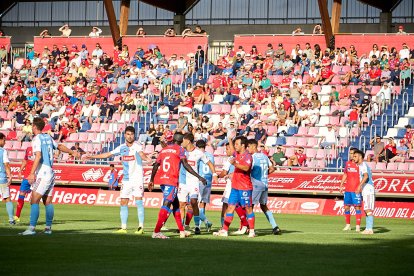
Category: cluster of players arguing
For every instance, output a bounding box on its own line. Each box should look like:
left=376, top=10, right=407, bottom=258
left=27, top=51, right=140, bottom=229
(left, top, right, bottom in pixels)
left=8, top=125, right=375, bottom=237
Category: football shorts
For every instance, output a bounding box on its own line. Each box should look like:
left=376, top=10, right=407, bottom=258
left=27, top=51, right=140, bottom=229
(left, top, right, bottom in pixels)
left=177, top=182, right=199, bottom=202
left=252, top=189, right=268, bottom=205
left=362, top=184, right=375, bottom=210
left=199, top=183, right=212, bottom=203
left=0, top=184, right=10, bottom=199
left=120, top=180, right=144, bottom=198
left=160, top=184, right=178, bottom=203
left=222, top=180, right=232, bottom=204
left=343, top=192, right=362, bottom=206
left=20, top=179, right=32, bottom=193
left=31, top=174, right=55, bottom=196
left=228, top=188, right=253, bottom=207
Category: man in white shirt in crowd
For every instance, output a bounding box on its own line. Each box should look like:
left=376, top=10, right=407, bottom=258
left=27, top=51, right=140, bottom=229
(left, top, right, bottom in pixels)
left=155, top=102, right=170, bottom=124
left=319, top=124, right=337, bottom=149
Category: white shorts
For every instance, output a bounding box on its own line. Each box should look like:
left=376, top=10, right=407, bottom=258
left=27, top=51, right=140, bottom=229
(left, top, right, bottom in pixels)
left=120, top=180, right=144, bottom=199
left=178, top=182, right=199, bottom=202
left=222, top=180, right=232, bottom=204
left=362, top=185, right=375, bottom=211
left=32, top=175, right=55, bottom=197
left=0, top=184, right=10, bottom=199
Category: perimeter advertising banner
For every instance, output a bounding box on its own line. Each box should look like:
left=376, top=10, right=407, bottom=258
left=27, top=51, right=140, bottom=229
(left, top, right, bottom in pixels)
left=6, top=186, right=414, bottom=219
left=9, top=164, right=414, bottom=197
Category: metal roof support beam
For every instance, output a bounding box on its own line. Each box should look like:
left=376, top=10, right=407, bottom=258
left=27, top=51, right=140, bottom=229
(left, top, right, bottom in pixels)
left=331, top=0, right=342, bottom=34
left=104, top=0, right=121, bottom=46
left=318, top=0, right=335, bottom=49
left=119, top=0, right=130, bottom=37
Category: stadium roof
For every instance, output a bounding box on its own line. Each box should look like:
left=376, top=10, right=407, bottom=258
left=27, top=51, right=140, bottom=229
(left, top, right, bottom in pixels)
left=0, top=0, right=200, bottom=17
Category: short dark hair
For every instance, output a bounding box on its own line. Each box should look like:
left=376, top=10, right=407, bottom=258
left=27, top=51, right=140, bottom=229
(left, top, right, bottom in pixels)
left=183, top=133, right=194, bottom=142
left=33, top=117, right=45, bottom=131
left=173, top=132, right=184, bottom=144
left=247, top=139, right=258, bottom=146
left=196, top=140, right=206, bottom=149
left=349, top=147, right=358, bottom=153
left=234, top=136, right=248, bottom=148
left=125, top=126, right=135, bottom=135
left=0, top=132, right=5, bottom=140
left=110, top=164, right=114, bottom=168
left=354, top=149, right=365, bottom=159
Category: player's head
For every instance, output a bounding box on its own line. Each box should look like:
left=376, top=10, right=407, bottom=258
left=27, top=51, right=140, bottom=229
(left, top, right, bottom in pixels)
left=125, top=126, right=136, bottom=144
left=110, top=164, right=114, bottom=169
left=182, top=133, right=194, bottom=148
left=247, top=139, right=258, bottom=154
left=349, top=147, right=358, bottom=159
left=196, top=139, right=206, bottom=150
left=353, top=149, right=364, bottom=164
left=173, top=132, right=184, bottom=145
left=234, top=136, right=248, bottom=153
left=32, top=117, right=45, bottom=134
left=0, top=132, right=5, bottom=147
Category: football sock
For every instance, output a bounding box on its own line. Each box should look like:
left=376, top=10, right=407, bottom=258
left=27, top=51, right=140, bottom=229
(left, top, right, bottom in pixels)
left=355, top=210, right=362, bottom=226
left=155, top=206, right=170, bottom=233
left=223, top=213, right=234, bottom=231
left=29, top=203, right=40, bottom=227
left=6, top=201, right=14, bottom=221
left=345, top=210, right=351, bottom=224
left=136, top=200, right=144, bottom=228
left=247, top=212, right=255, bottom=231
left=366, top=215, right=374, bottom=230
left=120, top=205, right=128, bottom=229
left=199, top=208, right=206, bottom=222
left=185, top=209, right=193, bottom=226
left=173, top=208, right=185, bottom=231
left=16, top=195, right=25, bottom=218
left=45, top=204, right=54, bottom=227
left=194, top=216, right=200, bottom=228
left=235, top=205, right=249, bottom=227
left=265, top=210, right=277, bottom=228
left=221, top=217, right=224, bottom=227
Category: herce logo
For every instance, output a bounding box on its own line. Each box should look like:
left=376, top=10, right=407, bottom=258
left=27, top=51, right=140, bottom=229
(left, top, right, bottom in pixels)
left=82, top=168, right=104, bottom=181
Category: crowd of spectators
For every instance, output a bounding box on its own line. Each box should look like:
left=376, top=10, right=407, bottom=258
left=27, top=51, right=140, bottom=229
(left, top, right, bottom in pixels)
left=0, top=26, right=413, bottom=169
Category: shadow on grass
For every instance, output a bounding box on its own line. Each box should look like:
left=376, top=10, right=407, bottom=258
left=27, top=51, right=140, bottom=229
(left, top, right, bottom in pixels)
left=1, top=225, right=413, bottom=276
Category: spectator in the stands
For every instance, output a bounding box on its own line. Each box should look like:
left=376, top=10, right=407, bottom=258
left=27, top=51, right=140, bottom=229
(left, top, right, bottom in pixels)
left=292, top=27, right=304, bottom=35
left=379, top=82, right=392, bottom=103
left=39, top=29, right=51, bottom=38
left=59, top=24, right=72, bottom=37
left=193, top=25, right=208, bottom=36
left=71, top=142, right=85, bottom=156
left=136, top=27, right=146, bottom=36
left=287, top=147, right=307, bottom=167
left=89, top=27, right=102, bottom=37
left=319, top=124, right=337, bottom=149
left=254, top=121, right=267, bottom=144
left=396, top=25, right=407, bottom=35
left=164, top=27, right=176, bottom=37
left=272, top=146, right=287, bottom=166
left=403, top=125, right=414, bottom=149
left=383, top=138, right=397, bottom=162
left=313, top=24, right=323, bottom=34
left=389, top=140, right=409, bottom=163
left=368, top=136, right=385, bottom=162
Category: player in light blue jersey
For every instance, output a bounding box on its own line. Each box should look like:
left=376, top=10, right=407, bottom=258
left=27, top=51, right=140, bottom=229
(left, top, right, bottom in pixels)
left=354, top=150, right=375, bottom=235
left=21, top=118, right=79, bottom=235
left=247, top=139, right=281, bottom=235
left=86, top=126, right=153, bottom=234
left=195, top=140, right=214, bottom=232
left=0, top=132, right=15, bottom=225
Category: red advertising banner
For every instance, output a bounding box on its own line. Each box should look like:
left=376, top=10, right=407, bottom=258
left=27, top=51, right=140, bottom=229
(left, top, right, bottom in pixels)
left=9, top=164, right=414, bottom=197
left=34, top=36, right=208, bottom=58
left=234, top=34, right=414, bottom=57
left=7, top=185, right=413, bottom=219
left=0, top=37, right=12, bottom=51
left=323, top=199, right=414, bottom=219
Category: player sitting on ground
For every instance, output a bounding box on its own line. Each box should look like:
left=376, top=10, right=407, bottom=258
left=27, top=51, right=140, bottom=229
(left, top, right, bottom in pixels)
left=339, top=147, right=362, bottom=232
left=247, top=139, right=281, bottom=235
left=178, top=133, right=218, bottom=235
left=354, top=150, right=376, bottom=235
left=85, top=126, right=153, bottom=234
left=149, top=132, right=207, bottom=239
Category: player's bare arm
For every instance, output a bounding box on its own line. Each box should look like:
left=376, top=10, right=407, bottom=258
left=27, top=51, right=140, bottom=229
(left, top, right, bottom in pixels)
left=149, top=162, right=160, bottom=191
left=28, top=151, right=41, bottom=184
left=268, top=165, right=276, bottom=174
left=340, top=173, right=347, bottom=194
left=231, top=159, right=250, bottom=172
left=5, top=162, right=11, bottom=185
left=139, top=151, right=153, bottom=163
left=58, top=144, right=81, bottom=158
left=182, top=159, right=207, bottom=185
left=207, top=161, right=218, bottom=183
left=85, top=152, right=113, bottom=160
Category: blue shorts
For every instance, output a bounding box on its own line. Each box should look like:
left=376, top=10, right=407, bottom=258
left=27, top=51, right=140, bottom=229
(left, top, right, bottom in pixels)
left=160, top=184, right=178, bottom=203
left=252, top=189, right=268, bottom=205
left=20, top=179, right=31, bottom=193
left=228, top=188, right=252, bottom=207
left=344, top=192, right=362, bottom=206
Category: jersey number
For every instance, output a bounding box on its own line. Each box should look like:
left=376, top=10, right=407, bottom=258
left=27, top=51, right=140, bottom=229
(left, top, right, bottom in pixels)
left=202, top=163, right=210, bottom=174
left=162, top=156, right=171, bottom=172
left=260, top=163, right=268, bottom=178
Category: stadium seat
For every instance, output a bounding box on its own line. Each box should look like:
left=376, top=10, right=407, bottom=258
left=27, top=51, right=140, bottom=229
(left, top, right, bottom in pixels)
left=316, top=116, right=330, bottom=127
left=397, top=163, right=409, bottom=172
left=16, top=151, right=25, bottom=160
left=285, top=136, right=297, bottom=147
left=374, top=162, right=387, bottom=172
left=265, top=136, right=277, bottom=147
left=8, top=150, right=17, bottom=160
left=21, top=141, right=31, bottom=150
left=386, top=163, right=398, bottom=172
left=316, top=149, right=326, bottom=159
left=306, top=137, right=319, bottom=148
left=306, top=148, right=317, bottom=159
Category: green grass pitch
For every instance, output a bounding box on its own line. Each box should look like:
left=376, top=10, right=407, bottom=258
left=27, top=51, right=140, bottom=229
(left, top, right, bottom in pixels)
left=0, top=204, right=413, bottom=275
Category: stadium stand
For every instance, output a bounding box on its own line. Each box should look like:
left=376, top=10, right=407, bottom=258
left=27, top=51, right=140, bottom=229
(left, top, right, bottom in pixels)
left=0, top=32, right=413, bottom=174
